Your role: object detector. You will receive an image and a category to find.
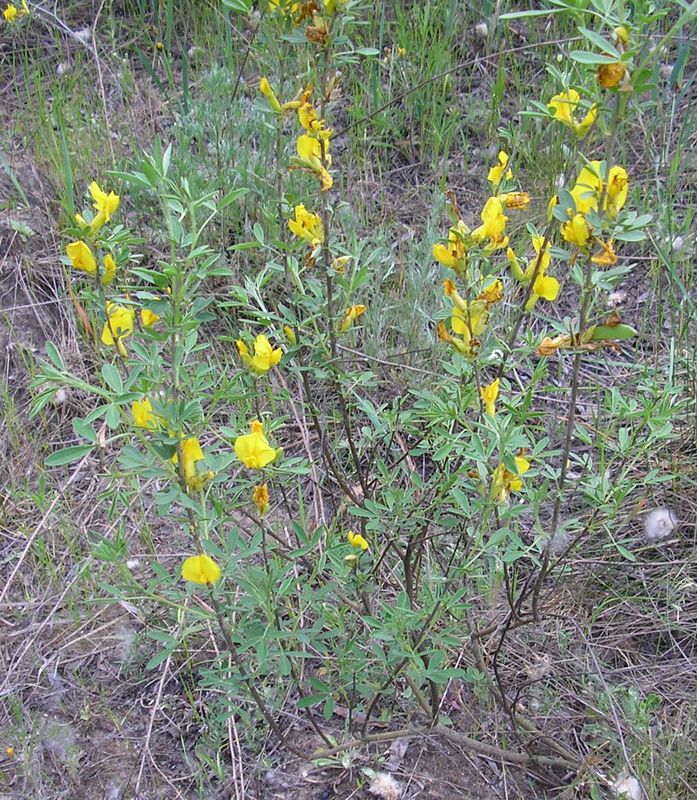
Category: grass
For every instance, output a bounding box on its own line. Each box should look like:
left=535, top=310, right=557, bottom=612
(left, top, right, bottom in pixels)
left=1, top=0, right=696, bottom=798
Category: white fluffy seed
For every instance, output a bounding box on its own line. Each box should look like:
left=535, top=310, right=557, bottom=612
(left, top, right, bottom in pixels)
left=369, top=772, right=402, bottom=800
left=474, top=21, right=488, bottom=39
left=74, top=28, right=92, bottom=44
left=643, top=508, right=678, bottom=542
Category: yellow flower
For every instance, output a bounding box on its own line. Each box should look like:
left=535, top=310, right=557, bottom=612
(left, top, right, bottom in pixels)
left=339, top=305, right=366, bottom=332
left=237, top=334, right=283, bottom=374
left=432, top=219, right=469, bottom=275
left=561, top=158, right=628, bottom=242
left=132, top=396, right=159, bottom=430
left=477, top=279, right=503, bottom=305
left=259, top=77, right=283, bottom=113
left=101, top=303, right=135, bottom=356
left=480, top=378, right=499, bottom=416
left=598, top=62, right=626, bottom=89
left=89, top=181, right=119, bottom=231
left=569, top=162, right=603, bottom=214
left=524, top=236, right=558, bottom=311
left=283, top=325, right=297, bottom=345
left=591, top=239, right=617, bottom=267
left=614, top=25, right=630, bottom=47
left=347, top=530, right=369, bottom=551
left=5, top=746, right=14, bottom=758
left=288, top=204, right=324, bottom=245
left=295, top=134, right=333, bottom=191
left=323, top=0, right=348, bottom=14
left=531, top=234, right=551, bottom=273
left=102, top=253, right=117, bottom=286
left=141, top=308, right=160, bottom=327
left=297, top=103, right=332, bottom=138
left=332, top=255, right=352, bottom=273
left=298, top=102, right=318, bottom=131
left=3, top=4, right=17, bottom=21
left=282, top=81, right=313, bottom=111
left=561, top=212, right=592, bottom=247
left=269, top=0, right=300, bottom=16
left=179, top=436, right=214, bottom=490
left=451, top=301, right=487, bottom=340
left=491, top=455, right=530, bottom=502
left=548, top=90, right=598, bottom=138
left=487, top=150, right=513, bottom=188
left=252, top=483, right=270, bottom=515
left=606, top=165, right=629, bottom=219
left=234, top=420, right=278, bottom=469
left=441, top=279, right=488, bottom=357
left=66, top=241, right=97, bottom=275
left=497, top=191, right=530, bottom=210
left=472, top=196, right=508, bottom=251
left=526, top=273, right=560, bottom=311
left=181, top=553, right=221, bottom=584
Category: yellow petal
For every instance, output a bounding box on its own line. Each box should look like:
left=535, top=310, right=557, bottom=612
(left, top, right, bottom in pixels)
left=140, top=308, right=160, bottom=327
left=252, top=483, right=270, bottom=515
left=234, top=420, right=277, bottom=469
left=132, top=397, right=158, bottom=430
left=259, top=77, right=283, bottom=112
left=533, top=273, right=560, bottom=302
left=561, top=213, right=592, bottom=247
left=181, top=554, right=221, bottom=584
left=66, top=241, right=97, bottom=275
left=480, top=378, right=500, bottom=416
left=101, top=303, right=135, bottom=345
left=346, top=530, right=369, bottom=551
left=102, top=253, right=117, bottom=286
left=548, top=89, right=579, bottom=128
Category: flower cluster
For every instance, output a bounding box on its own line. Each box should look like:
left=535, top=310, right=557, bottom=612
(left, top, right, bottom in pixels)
left=2, top=0, right=28, bottom=22
left=289, top=88, right=333, bottom=192
left=433, top=150, right=529, bottom=358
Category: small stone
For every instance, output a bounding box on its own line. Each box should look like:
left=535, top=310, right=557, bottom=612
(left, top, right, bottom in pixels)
left=614, top=774, right=642, bottom=800
left=607, top=290, right=627, bottom=307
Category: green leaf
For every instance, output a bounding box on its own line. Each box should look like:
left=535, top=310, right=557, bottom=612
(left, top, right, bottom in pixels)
left=46, top=341, right=64, bottom=370
left=146, top=642, right=178, bottom=670
left=356, top=47, right=380, bottom=56
left=570, top=50, right=620, bottom=65
left=218, top=187, right=248, bottom=210
left=45, top=445, right=94, bottom=467
left=297, top=694, right=324, bottom=709
left=101, top=363, right=123, bottom=394
left=589, top=323, right=637, bottom=341
left=73, top=418, right=98, bottom=443
left=119, top=445, right=149, bottom=469
left=578, top=26, right=620, bottom=59
left=322, top=696, right=334, bottom=721
left=222, top=0, right=253, bottom=13
left=105, top=404, right=121, bottom=429
left=616, top=544, right=636, bottom=562
left=500, top=8, right=567, bottom=19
